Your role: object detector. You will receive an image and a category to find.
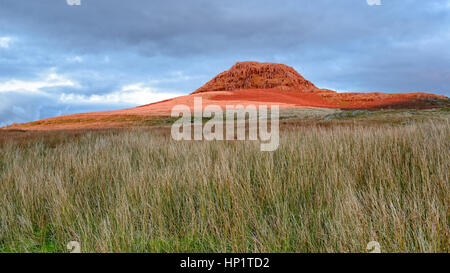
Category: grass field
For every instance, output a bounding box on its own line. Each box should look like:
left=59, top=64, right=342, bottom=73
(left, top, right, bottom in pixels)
left=0, top=109, right=448, bottom=252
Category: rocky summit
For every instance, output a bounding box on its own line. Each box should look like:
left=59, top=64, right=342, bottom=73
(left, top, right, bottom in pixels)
left=192, top=61, right=319, bottom=94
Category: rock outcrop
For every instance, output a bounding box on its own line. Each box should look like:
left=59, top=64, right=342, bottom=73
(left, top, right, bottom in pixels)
left=193, top=61, right=319, bottom=94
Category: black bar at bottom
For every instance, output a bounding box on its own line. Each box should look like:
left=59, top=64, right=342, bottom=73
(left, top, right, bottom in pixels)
left=0, top=253, right=444, bottom=272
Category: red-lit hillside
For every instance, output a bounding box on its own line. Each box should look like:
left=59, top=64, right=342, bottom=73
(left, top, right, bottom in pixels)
left=3, top=61, right=448, bottom=130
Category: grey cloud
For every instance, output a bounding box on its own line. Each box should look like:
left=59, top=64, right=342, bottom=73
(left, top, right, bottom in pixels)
left=0, top=91, right=139, bottom=127
left=1, top=1, right=445, bottom=55
left=0, top=92, right=48, bottom=126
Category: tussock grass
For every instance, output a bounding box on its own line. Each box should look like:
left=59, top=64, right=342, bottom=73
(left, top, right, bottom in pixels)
left=0, top=121, right=448, bottom=252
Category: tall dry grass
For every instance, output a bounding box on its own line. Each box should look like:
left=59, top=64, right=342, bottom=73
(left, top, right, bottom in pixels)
left=0, top=121, right=448, bottom=252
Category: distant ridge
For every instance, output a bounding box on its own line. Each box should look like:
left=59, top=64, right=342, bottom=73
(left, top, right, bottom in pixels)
left=193, top=61, right=319, bottom=94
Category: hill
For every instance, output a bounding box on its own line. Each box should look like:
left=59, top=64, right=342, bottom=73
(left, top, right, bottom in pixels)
left=2, top=61, right=448, bottom=130
left=193, top=61, right=320, bottom=93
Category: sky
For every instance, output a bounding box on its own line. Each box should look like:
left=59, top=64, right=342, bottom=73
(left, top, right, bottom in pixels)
left=0, top=0, right=449, bottom=126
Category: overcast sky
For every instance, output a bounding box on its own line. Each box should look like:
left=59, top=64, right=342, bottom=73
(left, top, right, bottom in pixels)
left=0, top=0, right=449, bottom=126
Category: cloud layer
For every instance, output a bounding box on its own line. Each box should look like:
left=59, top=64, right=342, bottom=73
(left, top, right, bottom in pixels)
left=0, top=0, right=449, bottom=126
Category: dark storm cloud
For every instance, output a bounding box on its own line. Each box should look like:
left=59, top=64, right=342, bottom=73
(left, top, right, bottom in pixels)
left=0, top=0, right=448, bottom=125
